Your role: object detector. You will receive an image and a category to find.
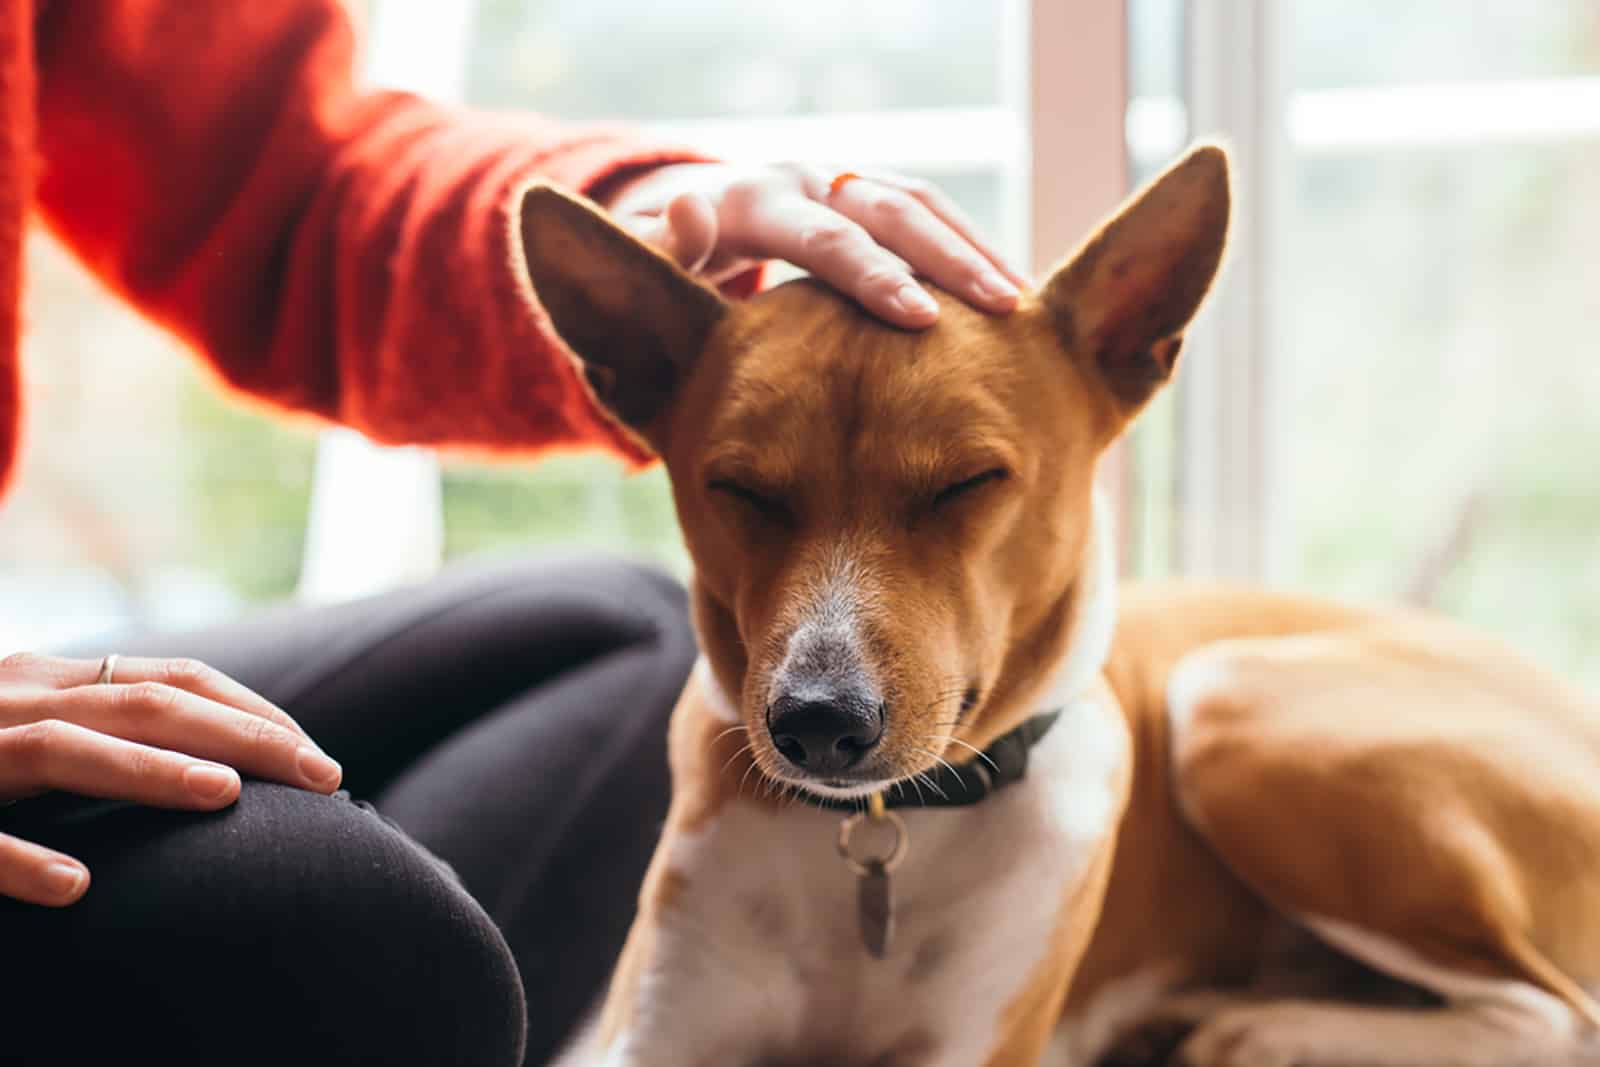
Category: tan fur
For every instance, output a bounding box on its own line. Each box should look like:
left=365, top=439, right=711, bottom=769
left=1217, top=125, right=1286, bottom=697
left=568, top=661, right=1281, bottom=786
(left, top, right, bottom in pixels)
left=529, top=146, right=1600, bottom=1066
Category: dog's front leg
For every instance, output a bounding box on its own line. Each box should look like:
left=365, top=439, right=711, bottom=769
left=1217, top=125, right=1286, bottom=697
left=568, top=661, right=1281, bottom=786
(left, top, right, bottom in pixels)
left=556, top=833, right=777, bottom=1067
left=976, top=831, right=1122, bottom=1067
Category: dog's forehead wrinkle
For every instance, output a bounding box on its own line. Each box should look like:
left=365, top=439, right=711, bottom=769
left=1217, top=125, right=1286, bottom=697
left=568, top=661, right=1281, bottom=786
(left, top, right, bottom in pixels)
left=715, top=289, right=1023, bottom=430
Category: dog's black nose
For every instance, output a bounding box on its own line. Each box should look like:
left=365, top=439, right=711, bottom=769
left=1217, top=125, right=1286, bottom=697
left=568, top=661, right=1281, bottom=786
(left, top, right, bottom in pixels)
left=767, top=689, right=884, bottom=776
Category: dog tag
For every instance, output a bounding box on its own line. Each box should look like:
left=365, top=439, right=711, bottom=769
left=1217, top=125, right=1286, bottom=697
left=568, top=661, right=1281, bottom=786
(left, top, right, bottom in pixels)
left=857, top=859, right=894, bottom=959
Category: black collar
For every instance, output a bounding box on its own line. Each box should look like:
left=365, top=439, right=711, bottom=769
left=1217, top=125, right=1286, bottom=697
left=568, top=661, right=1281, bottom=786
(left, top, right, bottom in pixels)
left=802, top=709, right=1063, bottom=811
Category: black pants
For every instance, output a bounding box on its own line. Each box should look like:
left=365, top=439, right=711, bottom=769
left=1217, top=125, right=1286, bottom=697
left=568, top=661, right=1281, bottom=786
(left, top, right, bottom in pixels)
left=0, top=556, right=693, bottom=1066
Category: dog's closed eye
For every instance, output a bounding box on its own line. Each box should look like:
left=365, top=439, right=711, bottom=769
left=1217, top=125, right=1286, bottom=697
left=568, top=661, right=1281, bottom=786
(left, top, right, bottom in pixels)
left=708, top=479, right=794, bottom=526
left=932, top=467, right=1010, bottom=510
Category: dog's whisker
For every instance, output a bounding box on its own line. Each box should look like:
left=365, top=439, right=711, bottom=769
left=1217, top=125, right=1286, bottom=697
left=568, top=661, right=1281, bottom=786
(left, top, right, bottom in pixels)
left=919, top=771, right=950, bottom=802
left=907, top=774, right=928, bottom=807
left=907, top=749, right=953, bottom=801
left=945, top=736, right=1000, bottom=773
left=737, top=758, right=760, bottom=799
left=710, top=724, right=748, bottom=747
left=719, top=741, right=754, bottom=777
left=918, top=744, right=959, bottom=774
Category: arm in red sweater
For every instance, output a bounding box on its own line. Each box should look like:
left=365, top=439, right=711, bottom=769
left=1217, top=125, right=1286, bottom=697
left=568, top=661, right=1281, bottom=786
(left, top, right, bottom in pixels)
left=32, top=0, right=707, bottom=463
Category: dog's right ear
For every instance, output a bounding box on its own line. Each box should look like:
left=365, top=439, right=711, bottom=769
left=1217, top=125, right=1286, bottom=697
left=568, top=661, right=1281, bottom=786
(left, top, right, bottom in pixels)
left=519, top=184, right=728, bottom=442
left=1039, top=143, right=1231, bottom=420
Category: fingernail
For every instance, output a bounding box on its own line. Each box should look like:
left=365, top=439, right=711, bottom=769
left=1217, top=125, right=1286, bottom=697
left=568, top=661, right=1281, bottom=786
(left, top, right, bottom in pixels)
left=975, top=272, right=1020, bottom=306
left=297, top=747, right=342, bottom=788
left=45, top=862, right=86, bottom=900
left=184, top=763, right=239, bottom=801
left=893, top=284, right=939, bottom=319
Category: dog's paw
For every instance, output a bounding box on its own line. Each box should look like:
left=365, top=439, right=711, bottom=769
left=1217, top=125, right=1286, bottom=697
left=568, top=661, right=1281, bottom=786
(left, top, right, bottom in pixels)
left=1176, top=1006, right=1311, bottom=1067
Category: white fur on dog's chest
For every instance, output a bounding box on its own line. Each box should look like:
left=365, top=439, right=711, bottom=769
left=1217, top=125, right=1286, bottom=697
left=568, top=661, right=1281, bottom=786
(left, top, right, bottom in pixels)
left=608, top=691, right=1129, bottom=1067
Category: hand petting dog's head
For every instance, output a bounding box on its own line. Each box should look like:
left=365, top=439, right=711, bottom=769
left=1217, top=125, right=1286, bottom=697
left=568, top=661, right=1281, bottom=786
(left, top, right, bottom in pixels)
left=522, top=145, right=1230, bottom=799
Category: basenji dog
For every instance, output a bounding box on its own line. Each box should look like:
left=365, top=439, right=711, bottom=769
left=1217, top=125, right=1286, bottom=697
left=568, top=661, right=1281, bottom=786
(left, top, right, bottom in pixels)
left=526, top=145, right=1600, bottom=1066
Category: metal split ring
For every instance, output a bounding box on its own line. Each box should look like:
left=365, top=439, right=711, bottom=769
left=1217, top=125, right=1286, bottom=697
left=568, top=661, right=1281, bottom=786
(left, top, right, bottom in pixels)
left=836, top=806, right=909, bottom=877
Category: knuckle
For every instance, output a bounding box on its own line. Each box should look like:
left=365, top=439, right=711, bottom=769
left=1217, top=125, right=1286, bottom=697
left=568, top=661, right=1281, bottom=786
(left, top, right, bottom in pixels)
left=798, top=221, right=864, bottom=260
left=122, top=742, right=163, bottom=782
left=0, top=651, right=45, bottom=677
left=160, top=658, right=213, bottom=688
left=869, top=193, right=918, bottom=228
left=123, top=681, right=179, bottom=716
left=719, top=177, right=767, bottom=215
left=247, top=712, right=292, bottom=754
left=858, top=266, right=909, bottom=296
left=6, top=720, right=65, bottom=770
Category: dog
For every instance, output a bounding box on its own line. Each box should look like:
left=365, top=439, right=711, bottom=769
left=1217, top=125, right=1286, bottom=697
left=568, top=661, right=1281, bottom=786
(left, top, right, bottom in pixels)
left=525, top=144, right=1600, bottom=1066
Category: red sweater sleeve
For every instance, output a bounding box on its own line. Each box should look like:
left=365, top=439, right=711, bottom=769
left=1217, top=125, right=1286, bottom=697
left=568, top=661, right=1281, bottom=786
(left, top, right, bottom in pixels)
left=32, top=1, right=716, bottom=463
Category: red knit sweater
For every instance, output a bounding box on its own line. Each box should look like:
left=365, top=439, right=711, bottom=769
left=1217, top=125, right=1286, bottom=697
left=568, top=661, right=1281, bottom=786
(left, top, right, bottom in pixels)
left=0, top=0, right=734, bottom=499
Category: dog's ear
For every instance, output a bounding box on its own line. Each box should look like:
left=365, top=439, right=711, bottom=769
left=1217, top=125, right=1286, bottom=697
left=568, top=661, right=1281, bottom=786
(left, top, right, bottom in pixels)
left=1039, top=143, right=1231, bottom=416
left=519, top=184, right=728, bottom=441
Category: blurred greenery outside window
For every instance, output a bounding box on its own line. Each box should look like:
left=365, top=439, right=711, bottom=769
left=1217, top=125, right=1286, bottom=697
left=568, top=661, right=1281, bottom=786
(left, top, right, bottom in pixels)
left=1123, top=1, right=1600, bottom=686
left=1277, top=2, right=1600, bottom=685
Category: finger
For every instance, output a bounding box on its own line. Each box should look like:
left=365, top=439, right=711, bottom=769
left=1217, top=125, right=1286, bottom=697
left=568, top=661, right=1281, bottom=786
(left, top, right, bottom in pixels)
left=13, top=654, right=312, bottom=742
left=617, top=193, right=718, bottom=275
left=0, top=832, right=89, bottom=907
left=663, top=192, right=718, bottom=274
left=26, top=684, right=341, bottom=793
left=827, top=180, right=1019, bottom=313
left=0, top=719, right=242, bottom=810
left=734, top=193, right=940, bottom=328
left=870, top=173, right=1031, bottom=288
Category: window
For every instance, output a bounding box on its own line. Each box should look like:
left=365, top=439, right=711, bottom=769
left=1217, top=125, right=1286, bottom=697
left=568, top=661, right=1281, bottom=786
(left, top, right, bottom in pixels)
left=1129, top=1, right=1600, bottom=689
left=1275, top=1, right=1600, bottom=686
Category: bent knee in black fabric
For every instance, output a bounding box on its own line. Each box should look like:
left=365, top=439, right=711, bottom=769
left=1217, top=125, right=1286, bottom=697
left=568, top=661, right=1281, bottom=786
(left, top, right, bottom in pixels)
left=0, top=783, right=527, bottom=1067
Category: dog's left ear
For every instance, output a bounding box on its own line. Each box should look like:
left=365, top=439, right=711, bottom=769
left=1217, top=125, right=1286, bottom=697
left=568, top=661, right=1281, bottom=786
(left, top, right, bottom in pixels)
left=519, top=184, right=728, bottom=442
left=1040, top=143, right=1231, bottom=417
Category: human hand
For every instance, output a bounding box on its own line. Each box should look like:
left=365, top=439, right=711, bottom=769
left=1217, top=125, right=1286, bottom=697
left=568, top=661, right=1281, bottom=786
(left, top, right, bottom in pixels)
left=602, top=162, right=1028, bottom=329
left=0, top=653, right=341, bottom=906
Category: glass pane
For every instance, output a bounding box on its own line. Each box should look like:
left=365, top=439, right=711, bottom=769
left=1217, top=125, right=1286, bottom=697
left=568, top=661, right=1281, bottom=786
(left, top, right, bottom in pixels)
left=0, top=236, right=317, bottom=650
left=1277, top=8, right=1600, bottom=688
left=1291, top=0, right=1600, bottom=89
left=465, top=0, right=1002, bottom=117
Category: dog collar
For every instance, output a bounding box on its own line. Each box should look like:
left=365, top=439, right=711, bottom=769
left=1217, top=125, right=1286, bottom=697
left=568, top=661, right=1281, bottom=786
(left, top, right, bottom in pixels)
left=803, top=708, right=1064, bottom=812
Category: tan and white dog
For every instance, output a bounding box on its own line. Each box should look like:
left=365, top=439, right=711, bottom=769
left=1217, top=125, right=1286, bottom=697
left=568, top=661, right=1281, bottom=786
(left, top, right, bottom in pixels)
left=526, top=145, right=1600, bottom=1066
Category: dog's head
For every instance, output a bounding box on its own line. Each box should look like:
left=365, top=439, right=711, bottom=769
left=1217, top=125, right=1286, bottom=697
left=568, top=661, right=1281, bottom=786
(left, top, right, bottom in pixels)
left=522, top=146, right=1229, bottom=800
